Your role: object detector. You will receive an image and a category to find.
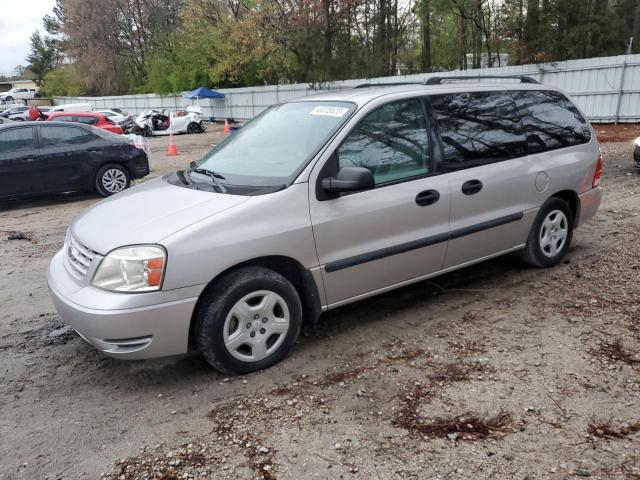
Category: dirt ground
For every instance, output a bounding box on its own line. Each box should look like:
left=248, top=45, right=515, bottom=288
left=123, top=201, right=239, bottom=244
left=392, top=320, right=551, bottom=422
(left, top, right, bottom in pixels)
left=1, top=125, right=640, bottom=480
left=593, top=123, right=640, bottom=144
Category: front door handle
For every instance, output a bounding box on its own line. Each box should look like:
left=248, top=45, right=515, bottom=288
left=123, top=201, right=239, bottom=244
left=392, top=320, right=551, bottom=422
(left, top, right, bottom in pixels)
left=415, top=189, right=440, bottom=206
left=461, top=179, right=483, bottom=195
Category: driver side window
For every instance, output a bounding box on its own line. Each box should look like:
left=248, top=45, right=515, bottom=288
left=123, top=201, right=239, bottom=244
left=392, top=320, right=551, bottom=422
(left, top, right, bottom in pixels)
left=337, top=99, right=430, bottom=185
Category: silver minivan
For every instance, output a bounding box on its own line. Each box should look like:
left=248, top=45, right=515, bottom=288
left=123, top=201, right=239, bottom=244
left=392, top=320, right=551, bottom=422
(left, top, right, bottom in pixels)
left=48, top=77, right=603, bottom=373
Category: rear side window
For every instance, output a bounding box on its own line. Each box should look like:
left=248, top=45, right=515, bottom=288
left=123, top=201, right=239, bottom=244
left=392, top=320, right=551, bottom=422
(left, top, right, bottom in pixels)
left=0, top=127, right=34, bottom=152
left=338, top=99, right=430, bottom=185
left=75, top=116, right=99, bottom=126
left=52, top=115, right=74, bottom=122
left=40, top=126, right=96, bottom=148
left=512, top=90, right=591, bottom=154
left=429, top=91, right=526, bottom=171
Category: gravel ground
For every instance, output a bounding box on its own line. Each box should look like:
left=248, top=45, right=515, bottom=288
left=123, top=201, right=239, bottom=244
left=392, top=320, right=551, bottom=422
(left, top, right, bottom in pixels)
left=0, top=131, right=639, bottom=480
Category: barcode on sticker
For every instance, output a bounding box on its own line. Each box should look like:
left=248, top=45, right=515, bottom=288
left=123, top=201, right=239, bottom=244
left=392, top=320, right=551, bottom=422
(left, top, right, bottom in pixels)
left=310, top=106, right=349, bottom=117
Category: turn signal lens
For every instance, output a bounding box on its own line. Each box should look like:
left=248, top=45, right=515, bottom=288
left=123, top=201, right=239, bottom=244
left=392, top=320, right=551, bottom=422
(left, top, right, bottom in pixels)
left=92, top=245, right=166, bottom=292
left=592, top=154, right=603, bottom=188
left=144, top=257, right=164, bottom=287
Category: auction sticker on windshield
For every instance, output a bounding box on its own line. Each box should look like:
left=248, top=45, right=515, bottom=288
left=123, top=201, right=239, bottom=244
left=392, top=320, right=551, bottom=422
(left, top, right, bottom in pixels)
left=310, top=106, right=349, bottom=117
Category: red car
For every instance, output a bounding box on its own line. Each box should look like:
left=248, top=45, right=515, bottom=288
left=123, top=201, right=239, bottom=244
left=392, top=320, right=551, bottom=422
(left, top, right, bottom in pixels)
left=44, top=111, right=124, bottom=135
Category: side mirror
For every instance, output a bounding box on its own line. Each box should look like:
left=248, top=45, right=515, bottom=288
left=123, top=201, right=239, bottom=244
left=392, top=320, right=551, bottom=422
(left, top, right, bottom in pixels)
left=321, top=166, right=375, bottom=193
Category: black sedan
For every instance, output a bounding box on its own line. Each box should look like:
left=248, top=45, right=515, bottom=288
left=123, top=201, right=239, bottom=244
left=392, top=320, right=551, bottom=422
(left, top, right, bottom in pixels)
left=0, top=122, right=149, bottom=199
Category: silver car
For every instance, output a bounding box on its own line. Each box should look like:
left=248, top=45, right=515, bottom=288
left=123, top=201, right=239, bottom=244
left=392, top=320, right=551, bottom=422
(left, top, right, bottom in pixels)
left=48, top=77, right=603, bottom=373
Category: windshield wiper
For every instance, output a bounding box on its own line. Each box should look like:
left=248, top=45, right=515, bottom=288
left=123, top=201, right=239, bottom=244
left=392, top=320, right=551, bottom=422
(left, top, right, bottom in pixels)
left=187, top=162, right=227, bottom=193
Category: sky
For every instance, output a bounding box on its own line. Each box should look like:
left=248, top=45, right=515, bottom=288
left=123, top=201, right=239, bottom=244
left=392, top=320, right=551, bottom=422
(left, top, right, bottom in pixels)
left=0, top=0, right=57, bottom=76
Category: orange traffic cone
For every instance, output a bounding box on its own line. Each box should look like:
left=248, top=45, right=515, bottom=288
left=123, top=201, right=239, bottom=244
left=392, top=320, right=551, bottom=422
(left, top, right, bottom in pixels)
left=223, top=118, right=230, bottom=135
left=167, top=132, right=178, bottom=156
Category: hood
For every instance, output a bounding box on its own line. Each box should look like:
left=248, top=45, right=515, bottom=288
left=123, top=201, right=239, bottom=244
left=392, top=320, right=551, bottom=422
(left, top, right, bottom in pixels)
left=71, top=176, right=250, bottom=254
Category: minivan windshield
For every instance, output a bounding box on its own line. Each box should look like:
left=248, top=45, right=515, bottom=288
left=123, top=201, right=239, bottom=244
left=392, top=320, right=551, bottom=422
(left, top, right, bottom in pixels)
left=194, top=101, right=355, bottom=190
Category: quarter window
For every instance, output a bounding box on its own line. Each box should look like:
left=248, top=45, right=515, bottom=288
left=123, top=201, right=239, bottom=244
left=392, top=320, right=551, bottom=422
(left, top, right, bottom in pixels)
left=429, top=91, right=526, bottom=171
left=512, top=90, right=591, bottom=154
left=338, top=99, right=430, bottom=185
left=0, top=127, right=34, bottom=152
left=40, top=126, right=96, bottom=147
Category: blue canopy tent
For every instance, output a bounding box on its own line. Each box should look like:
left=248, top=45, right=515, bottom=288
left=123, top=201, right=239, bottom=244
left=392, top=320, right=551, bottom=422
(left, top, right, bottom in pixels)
left=184, top=87, right=225, bottom=123
left=184, top=87, right=225, bottom=100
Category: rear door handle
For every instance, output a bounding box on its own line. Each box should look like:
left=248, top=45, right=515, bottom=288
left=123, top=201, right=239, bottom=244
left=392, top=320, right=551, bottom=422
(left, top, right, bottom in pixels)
left=415, top=189, right=440, bottom=206
left=461, top=179, right=483, bottom=195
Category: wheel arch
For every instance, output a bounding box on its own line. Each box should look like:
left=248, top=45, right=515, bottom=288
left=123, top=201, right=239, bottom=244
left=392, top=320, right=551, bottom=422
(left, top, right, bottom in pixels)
left=550, top=189, right=580, bottom=228
left=188, top=255, right=323, bottom=349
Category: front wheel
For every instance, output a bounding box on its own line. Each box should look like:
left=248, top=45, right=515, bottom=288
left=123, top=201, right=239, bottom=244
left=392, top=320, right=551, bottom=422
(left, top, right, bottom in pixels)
left=519, top=197, right=573, bottom=267
left=195, top=267, right=302, bottom=374
left=186, top=122, right=201, bottom=134
left=95, top=164, right=131, bottom=197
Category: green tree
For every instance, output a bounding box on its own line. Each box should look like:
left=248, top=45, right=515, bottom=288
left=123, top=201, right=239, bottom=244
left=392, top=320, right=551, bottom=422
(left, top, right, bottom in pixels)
left=41, top=65, right=84, bottom=97
left=26, top=31, right=61, bottom=85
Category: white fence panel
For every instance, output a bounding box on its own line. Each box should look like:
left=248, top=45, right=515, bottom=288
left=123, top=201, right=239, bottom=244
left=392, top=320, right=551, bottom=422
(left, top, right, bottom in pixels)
left=54, top=54, right=640, bottom=123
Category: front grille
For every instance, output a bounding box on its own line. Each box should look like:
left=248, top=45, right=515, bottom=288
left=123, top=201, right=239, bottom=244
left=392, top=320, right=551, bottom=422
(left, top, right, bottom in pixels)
left=65, top=234, right=96, bottom=278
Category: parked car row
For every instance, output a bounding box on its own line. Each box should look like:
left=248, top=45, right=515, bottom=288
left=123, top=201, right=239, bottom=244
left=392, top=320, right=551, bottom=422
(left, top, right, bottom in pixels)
left=2, top=102, right=206, bottom=138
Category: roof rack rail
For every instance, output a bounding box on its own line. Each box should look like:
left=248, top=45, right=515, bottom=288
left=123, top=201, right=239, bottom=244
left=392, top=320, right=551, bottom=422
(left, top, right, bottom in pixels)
left=353, top=82, right=426, bottom=89
left=425, top=75, right=539, bottom=85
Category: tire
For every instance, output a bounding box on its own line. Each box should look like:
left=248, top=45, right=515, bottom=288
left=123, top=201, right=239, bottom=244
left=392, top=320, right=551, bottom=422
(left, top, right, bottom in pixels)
left=187, top=122, right=200, bottom=134
left=143, top=126, right=153, bottom=137
left=519, top=197, right=573, bottom=267
left=5, top=96, right=13, bottom=101
left=195, top=266, right=303, bottom=374
left=95, top=164, right=131, bottom=197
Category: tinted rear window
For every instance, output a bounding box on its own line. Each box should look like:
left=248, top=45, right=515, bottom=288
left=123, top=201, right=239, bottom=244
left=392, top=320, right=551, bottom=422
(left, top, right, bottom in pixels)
left=512, top=90, right=591, bottom=154
left=429, top=90, right=526, bottom=171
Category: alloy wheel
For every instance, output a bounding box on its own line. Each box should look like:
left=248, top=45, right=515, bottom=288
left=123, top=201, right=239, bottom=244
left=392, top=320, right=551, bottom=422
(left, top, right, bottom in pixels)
left=102, top=168, right=127, bottom=194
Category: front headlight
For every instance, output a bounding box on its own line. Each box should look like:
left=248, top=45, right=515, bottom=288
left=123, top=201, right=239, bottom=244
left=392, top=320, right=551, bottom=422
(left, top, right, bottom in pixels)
left=92, top=245, right=166, bottom=292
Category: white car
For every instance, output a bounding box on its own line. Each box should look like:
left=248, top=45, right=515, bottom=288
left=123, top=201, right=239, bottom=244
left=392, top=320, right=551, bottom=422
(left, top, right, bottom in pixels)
left=135, top=106, right=205, bottom=136
left=49, top=102, right=93, bottom=113
left=0, top=88, right=37, bottom=101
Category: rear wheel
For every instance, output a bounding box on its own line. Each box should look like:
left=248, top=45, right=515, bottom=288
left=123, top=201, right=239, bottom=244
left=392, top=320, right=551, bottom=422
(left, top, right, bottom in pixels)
left=95, top=164, right=130, bottom=197
left=195, top=267, right=302, bottom=374
left=5, top=96, right=13, bottom=101
left=519, top=197, right=573, bottom=267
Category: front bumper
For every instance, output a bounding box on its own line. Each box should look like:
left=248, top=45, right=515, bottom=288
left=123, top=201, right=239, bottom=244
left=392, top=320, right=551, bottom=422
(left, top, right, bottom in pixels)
left=634, top=146, right=640, bottom=168
left=47, top=250, right=201, bottom=359
left=577, top=186, right=603, bottom=227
